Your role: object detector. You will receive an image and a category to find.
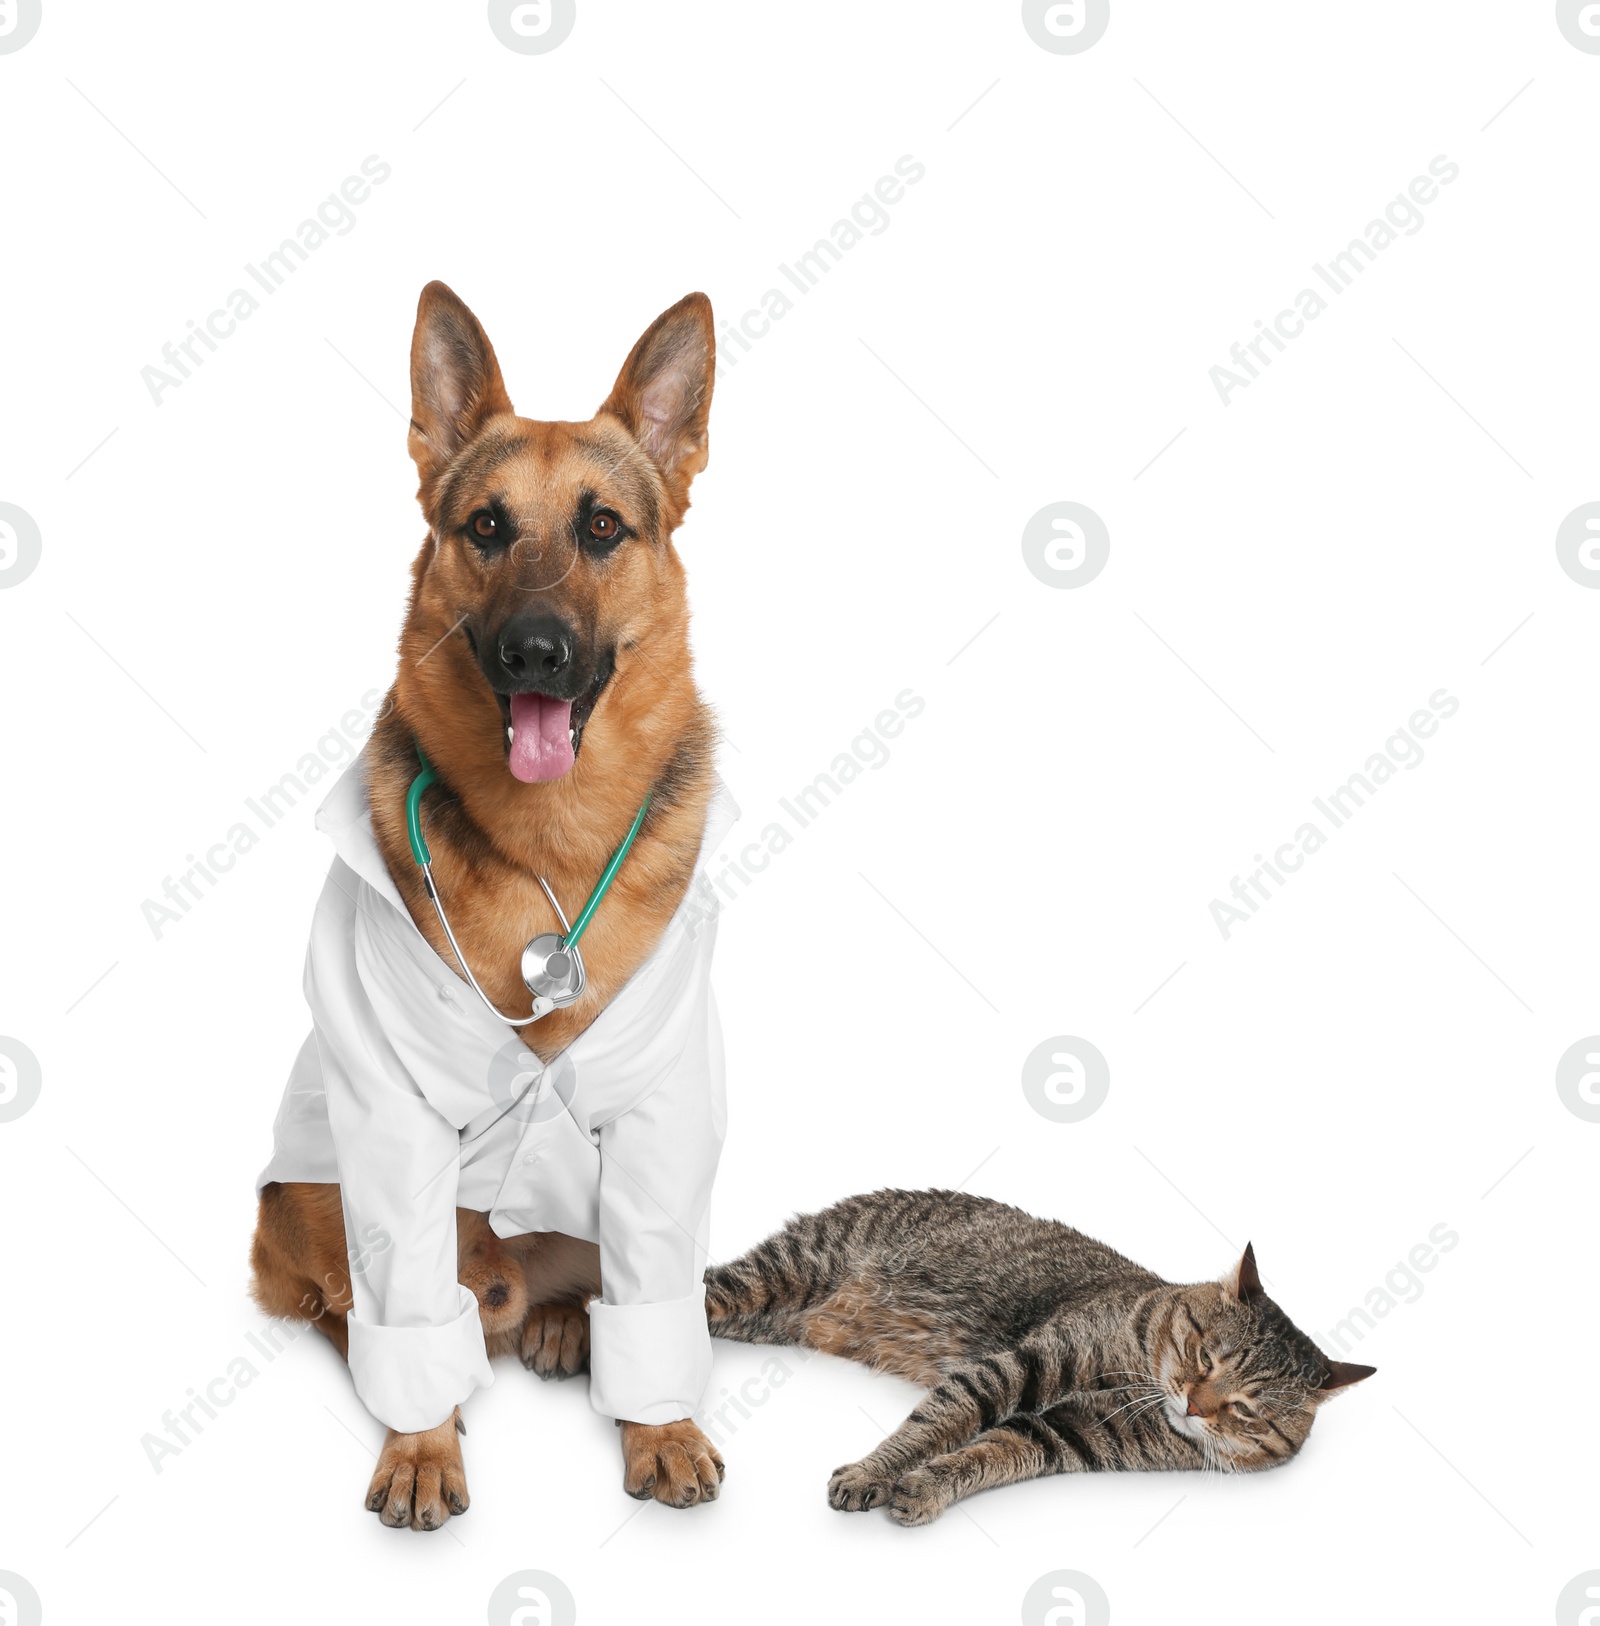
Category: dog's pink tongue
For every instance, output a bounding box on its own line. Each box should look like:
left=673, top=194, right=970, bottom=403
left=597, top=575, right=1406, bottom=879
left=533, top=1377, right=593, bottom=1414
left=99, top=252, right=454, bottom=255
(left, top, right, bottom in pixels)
left=507, top=692, right=575, bottom=782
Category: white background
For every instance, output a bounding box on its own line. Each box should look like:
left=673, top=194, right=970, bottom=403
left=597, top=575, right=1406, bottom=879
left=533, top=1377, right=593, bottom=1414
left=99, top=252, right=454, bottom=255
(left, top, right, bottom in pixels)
left=1, top=3, right=1595, bottom=1622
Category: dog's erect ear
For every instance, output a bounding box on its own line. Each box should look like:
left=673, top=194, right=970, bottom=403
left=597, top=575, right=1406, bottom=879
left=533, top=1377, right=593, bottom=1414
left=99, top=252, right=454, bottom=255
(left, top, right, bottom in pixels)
left=600, top=293, right=715, bottom=506
left=408, top=281, right=513, bottom=489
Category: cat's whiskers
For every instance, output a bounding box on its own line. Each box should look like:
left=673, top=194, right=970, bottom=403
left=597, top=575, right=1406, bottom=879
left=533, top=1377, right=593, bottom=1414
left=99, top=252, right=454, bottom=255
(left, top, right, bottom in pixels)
left=1116, top=1393, right=1172, bottom=1429
left=1101, top=1388, right=1166, bottom=1422
left=1196, top=1431, right=1227, bottom=1475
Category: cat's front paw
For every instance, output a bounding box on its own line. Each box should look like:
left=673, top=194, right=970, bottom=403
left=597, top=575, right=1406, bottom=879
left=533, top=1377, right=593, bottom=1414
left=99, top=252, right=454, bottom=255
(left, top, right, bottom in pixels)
left=887, top=1467, right=949, bottom=1527
left=828, top=1459, right=896, bottom=1512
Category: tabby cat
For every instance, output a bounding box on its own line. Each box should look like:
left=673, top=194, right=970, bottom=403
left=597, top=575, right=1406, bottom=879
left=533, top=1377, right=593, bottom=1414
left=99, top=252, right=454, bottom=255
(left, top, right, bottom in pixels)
left=704, top=1189, right=1374, bottom=1526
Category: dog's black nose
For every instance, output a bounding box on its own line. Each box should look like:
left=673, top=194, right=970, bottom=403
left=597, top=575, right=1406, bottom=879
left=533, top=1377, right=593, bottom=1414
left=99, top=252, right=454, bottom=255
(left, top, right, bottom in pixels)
left=496, top=614, right=573, bottom=683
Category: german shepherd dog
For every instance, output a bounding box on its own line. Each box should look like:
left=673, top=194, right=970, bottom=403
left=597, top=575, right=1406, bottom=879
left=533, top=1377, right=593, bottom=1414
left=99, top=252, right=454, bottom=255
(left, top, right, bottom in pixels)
left=251, top=283, right=725, bottom=1527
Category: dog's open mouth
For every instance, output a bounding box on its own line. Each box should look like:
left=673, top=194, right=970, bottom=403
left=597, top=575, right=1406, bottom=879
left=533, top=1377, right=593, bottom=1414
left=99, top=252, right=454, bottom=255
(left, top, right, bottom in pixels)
left=494, top=660, right=611, bottom=784
left=501, top=691, right=573, bottom=782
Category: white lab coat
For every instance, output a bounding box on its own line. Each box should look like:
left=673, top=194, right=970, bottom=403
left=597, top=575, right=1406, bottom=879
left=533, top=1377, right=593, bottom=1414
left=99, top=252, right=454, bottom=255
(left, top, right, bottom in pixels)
left=257, top=750, right=735, bottom=1435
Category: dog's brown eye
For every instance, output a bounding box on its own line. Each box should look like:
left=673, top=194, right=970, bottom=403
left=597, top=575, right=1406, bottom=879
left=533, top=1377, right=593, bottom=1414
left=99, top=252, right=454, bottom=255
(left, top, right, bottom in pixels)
left=470, top=510, right=497, bottom=540
left=589, top=510, right=619, bottom=542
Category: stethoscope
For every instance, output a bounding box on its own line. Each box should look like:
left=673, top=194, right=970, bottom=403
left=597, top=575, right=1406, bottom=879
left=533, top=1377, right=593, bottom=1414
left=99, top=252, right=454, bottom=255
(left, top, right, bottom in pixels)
left=405, top=745, right=651, bottom=1026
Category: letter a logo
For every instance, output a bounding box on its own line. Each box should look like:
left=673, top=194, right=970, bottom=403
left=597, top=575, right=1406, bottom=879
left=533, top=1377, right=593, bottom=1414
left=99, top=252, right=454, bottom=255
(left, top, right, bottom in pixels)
left=510, top=1587, right=552, bottom=1626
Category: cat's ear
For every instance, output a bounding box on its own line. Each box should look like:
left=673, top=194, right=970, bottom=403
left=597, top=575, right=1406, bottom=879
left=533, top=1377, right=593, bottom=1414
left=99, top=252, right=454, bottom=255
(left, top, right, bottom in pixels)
left=1230, top=1242, right=1265, bottom=1304
left=1316, top=1359, right=1377, bottom=1395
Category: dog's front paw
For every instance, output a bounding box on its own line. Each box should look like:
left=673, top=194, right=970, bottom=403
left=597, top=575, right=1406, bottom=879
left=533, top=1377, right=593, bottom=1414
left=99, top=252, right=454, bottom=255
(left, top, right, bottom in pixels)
left=364, top=1410, right=469, bottom=1532
left=520, top=1301, right=590, bottom=1379
left=886, top=1467, right=949, bottom=1526
left=827, top=1459, right=896, bottom=1512
left=619, top=1419, right=725, bottom=1508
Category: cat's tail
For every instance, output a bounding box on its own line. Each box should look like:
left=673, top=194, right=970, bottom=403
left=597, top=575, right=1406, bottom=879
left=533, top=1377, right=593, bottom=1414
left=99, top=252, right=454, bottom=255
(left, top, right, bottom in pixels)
left=705, top=1189, right=931, bottom=1346
left=703, top=1229, right=815, bottom=1346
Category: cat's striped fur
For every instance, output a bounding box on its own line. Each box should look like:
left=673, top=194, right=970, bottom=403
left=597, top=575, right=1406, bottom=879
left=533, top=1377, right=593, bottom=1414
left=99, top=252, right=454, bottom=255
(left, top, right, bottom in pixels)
left=705, top=1189, right=1373, bottom=1525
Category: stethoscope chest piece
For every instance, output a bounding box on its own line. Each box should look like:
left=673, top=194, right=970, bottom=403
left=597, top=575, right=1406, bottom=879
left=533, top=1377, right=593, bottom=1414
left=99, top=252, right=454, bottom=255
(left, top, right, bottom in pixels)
left=406, top=745, right=649, bottom=1028
left=521, top=931, right=586, bottom=1007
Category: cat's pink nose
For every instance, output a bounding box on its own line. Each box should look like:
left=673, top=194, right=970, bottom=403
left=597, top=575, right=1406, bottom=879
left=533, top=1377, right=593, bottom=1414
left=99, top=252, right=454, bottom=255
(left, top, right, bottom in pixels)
left=1185, top=1395, right=1202, bottom=1417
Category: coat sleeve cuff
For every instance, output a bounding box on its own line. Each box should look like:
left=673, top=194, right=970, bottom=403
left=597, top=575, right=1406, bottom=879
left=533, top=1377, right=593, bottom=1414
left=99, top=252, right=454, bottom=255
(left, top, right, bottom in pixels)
left=346, top=1283, right=494, bottom=1434
left=588, top=1287, right=712, bottom=1425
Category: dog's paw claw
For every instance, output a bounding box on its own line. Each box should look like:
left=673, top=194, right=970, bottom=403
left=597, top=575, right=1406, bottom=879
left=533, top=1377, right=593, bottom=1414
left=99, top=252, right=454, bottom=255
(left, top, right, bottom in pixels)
left=619, top=1420, right=724, bottom=1509
left=520, top=1302, right=591, bottom=1380
left=364, top=1412, right=468, bottom=1533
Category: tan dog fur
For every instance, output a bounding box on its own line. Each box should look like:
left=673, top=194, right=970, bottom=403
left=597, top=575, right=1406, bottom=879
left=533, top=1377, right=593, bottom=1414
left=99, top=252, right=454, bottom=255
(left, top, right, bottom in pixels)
left=252, top=282, right=725, bottom=1528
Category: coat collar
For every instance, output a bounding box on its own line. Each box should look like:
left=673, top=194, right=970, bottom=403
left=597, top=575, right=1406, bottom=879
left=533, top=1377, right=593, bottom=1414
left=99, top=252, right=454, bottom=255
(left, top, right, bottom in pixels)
left=314, top=747, right=737, bottom=929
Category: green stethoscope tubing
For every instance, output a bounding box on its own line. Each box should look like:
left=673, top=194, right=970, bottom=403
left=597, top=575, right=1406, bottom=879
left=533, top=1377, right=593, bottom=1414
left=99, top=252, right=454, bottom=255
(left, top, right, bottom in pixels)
left=406, top=745, right=651, bottom=954
left=404, top=759, right=440, bottom=865
left=561, top=794, right=653, bottom=948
